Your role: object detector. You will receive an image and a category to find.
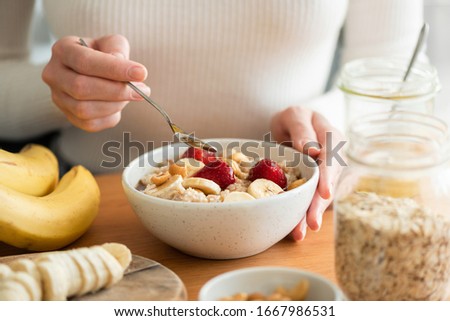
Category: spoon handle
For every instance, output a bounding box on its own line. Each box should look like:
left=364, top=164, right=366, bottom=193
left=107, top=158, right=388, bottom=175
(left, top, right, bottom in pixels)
left=402, top=23, right=429, bottom=82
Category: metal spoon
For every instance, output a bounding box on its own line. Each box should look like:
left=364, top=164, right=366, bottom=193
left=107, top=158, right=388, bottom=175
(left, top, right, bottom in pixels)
left=78, top=38, right=217, bottom=153
left=390, top=23, right=429, bottom=113
left=402, top=22, right=429, bottom=82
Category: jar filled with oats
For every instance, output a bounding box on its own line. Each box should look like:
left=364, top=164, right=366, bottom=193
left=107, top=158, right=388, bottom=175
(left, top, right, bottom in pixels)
left=337, top=57, right=440, bottom=130
left=334, top=111, right=450, bottom=300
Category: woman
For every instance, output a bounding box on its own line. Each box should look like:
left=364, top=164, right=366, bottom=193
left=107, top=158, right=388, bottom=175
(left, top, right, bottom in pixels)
left=0, top=0, right=424, bottom=240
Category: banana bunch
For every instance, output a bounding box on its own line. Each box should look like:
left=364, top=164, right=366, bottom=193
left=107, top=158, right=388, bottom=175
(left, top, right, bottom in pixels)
left=0, top=144, right=100, bottom=251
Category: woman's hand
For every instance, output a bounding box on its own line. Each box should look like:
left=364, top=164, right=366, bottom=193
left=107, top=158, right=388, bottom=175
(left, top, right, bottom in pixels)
left=271, top=106, right=345, bottom=241
left=42, top=34, right=150, bottom=132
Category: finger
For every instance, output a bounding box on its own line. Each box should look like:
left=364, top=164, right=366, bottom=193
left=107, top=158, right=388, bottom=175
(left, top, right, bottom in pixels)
left=56, top=36, right=147, bottom=82
left=282, top=107, right=321, bottom=156
left=306, top=190, right=332, bottom=231
left=52, top=90, right=128, bottom=121
left=291, top=217, right=308, bottom=241
left=95, top=34, right=130, bottom=60
left=50, top=63, right=150, bottom=101
left=312, top=113, right=345, bottom=199
left=63, top=111, right=122, bottom=132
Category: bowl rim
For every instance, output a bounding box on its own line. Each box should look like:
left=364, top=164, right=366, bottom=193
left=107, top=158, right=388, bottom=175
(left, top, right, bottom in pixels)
left=198, top=266, right=342, bottom=300
left=122, top=138, right=319, bottom=207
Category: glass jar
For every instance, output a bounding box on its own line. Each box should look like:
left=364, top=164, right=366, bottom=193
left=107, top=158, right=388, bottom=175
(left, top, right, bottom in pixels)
left=337, top=57, right=441, bottom=131
left=334, top=111, right=450, bottom=301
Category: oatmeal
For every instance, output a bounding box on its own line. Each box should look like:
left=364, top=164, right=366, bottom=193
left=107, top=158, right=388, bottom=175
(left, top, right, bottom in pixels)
left=335, top=192, right=450, bottom=300
left=138, top=147, right=307, bottom=203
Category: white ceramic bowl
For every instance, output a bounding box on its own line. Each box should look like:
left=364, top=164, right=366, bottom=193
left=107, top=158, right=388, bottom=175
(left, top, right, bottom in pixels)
left=122, top=138, right=319, bottom=259
left=199, top=267, right=345, bottom=301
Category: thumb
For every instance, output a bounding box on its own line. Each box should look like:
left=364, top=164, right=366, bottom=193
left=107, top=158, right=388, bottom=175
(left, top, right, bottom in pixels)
left=95, top=34, right=131, bottom=60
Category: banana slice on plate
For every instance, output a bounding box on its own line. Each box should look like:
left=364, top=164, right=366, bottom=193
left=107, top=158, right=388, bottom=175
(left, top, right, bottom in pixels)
left=10, top=271, right=42, bottom=301
left=8, top=258, right=40, bottom=282
left=67, top=251, right=96, bottom=297
left=0, top=243, right=131, bottom=300
left=182, top=177, right=221, bottom=195
left=0, top=279, right=31, bottom=300
left=36, top=260, right=68, bottom=300
left=223, top=192, right=255, bottom=202
left=79, top=248, right=109, bottom=293
left=101, top=243, right=132, bottom=271
left=91, top=246, right=124, bottom=288
left=0, top=263, right=13, bottom=279
left=247, top=179, right=284, bottom=199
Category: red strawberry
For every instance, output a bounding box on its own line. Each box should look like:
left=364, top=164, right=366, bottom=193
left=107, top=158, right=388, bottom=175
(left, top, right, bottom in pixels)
left=248, top=159, right=287, bottom=189
left=181, top=147, right=216, bottom=165
left=193, top=160, right=235, bottom=190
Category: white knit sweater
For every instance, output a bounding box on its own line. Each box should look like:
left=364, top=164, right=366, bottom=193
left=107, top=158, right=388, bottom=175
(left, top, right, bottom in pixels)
left=0, top=0, right=424, bottom=172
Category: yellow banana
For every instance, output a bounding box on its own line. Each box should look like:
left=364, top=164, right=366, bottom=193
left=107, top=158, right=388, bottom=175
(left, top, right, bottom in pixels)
left=0, top=144, right=59, bottom=196
left=0, top=165, right=100, bottom=251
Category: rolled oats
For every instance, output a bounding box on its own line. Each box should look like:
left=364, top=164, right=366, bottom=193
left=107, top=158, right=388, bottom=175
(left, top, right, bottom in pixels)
left=335, top=192, right=450, bottom=300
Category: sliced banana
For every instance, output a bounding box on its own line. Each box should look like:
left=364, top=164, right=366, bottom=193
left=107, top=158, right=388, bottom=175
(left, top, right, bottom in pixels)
left=57, top=253, right=82, bottom=297
left=10, top=271, right=42, bottom=301
left=101, top=243, right=132, bottom=271
left=0, top=243, right=132, bottom=300
left=287, top=178, right=307, bottom=191
left=79, top=248, right=108, bottom=293
left=231, top=151, right=251, bottom=164
left=35, top=252, right=79, bottom=297
left=92, top=246, right=124, bottom=288
left=176, top=158, right=205, bottom=176
left=8, top=258, right=40, bottom=282
left=36, top=260, right=68, bottom=300
left=68, top=251, right=96, bottom=297
left=223, top=192, right=256, bottom=202
left=0, top=279, right=30, bottom=300
left=0, top=263, right=13, bottom=279
left=247, top=179, right=284, bottom=199
left=145, top=174, right=184, bottom=199
left=182, top=177, right=221, bottom=195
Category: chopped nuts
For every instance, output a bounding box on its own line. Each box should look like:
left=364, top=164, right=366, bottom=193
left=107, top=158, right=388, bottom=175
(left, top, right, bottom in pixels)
left=230, top=160, right=248, bottom=180
left=150, top=172, right=171, bottom=186
left=287, top=178, right=306, bottom=191
left=168, top=162, right=188, bottom=178
left=220, top=279, right=309, bottom=301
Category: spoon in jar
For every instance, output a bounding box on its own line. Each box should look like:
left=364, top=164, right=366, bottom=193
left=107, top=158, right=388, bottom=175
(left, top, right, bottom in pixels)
left=391, top=23, right=429, bottom=113
left=402, top=22, right=429, bottom=82
left=78, top=38, right=217, bottom=153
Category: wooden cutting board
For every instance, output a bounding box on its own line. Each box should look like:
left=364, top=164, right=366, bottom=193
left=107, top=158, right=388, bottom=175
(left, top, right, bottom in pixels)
left=0, top=254, right=187, bottom=301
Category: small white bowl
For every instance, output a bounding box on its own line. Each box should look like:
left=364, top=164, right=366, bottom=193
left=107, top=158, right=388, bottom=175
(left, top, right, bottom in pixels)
left=199, top=267, right=345, bottom=301
left=122, top=138, right=319, bottom=259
